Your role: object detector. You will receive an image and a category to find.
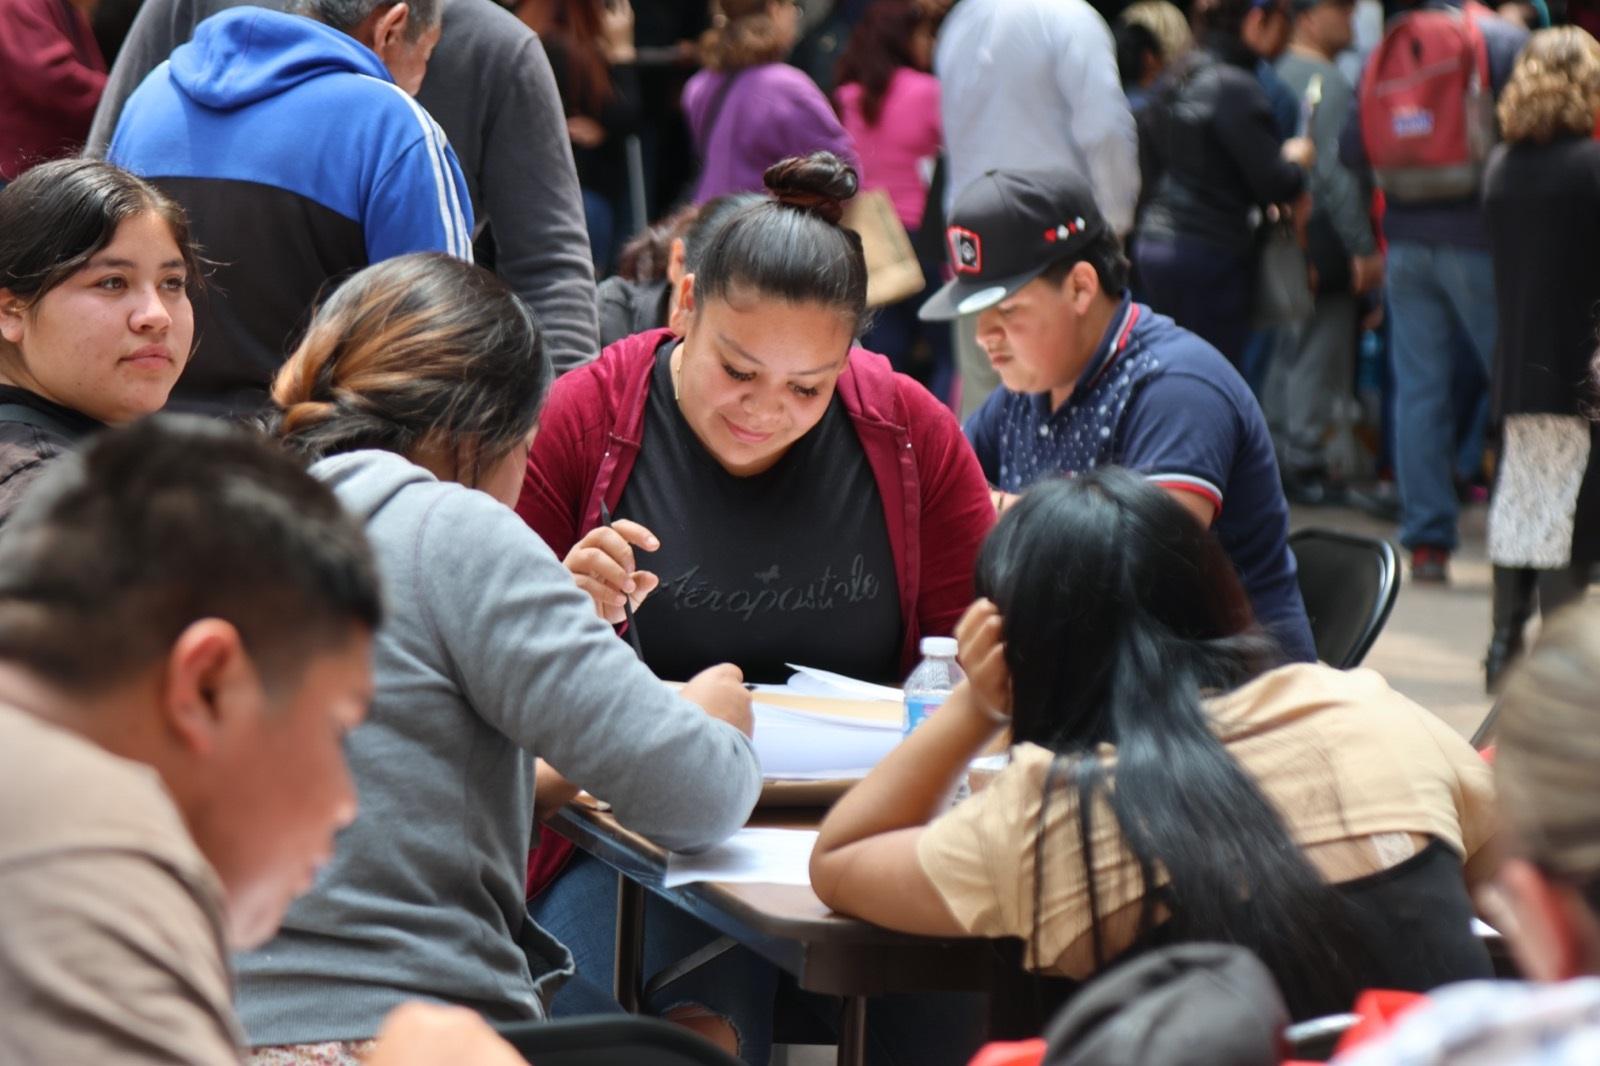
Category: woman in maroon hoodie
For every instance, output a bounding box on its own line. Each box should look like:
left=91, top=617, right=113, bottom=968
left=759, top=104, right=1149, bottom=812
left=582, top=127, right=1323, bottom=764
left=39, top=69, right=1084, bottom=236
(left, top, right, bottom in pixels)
left=517, top=152, right=993, bottom=1063
left=520, top=151, right=992, bottom=688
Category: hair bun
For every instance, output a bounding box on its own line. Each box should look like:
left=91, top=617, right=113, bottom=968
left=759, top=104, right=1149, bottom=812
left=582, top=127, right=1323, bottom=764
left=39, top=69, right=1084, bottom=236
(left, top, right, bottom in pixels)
left=763, top=152, right=859, bottom=226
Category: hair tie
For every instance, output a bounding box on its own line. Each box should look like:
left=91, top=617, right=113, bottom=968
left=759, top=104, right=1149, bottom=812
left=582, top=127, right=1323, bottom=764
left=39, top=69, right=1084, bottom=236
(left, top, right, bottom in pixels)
left=773, top=189, right=845, bottom=226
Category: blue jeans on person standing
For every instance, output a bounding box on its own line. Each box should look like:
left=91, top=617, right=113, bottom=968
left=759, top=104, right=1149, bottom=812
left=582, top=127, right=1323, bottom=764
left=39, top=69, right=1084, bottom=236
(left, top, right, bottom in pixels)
left=531, top=851, right=985, bottom=1066
left=1384, top=241, right=1497, bottom=551
left=581, top=187, right=616, bottom=277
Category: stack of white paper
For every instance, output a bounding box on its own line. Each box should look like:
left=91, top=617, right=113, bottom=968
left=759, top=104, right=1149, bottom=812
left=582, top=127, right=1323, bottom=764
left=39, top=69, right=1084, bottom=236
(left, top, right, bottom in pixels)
left=664, top=828, right=820, bottom=888
left=752, top=702, right=901, bottom=779
left=749, top=665, right=903, bottom=781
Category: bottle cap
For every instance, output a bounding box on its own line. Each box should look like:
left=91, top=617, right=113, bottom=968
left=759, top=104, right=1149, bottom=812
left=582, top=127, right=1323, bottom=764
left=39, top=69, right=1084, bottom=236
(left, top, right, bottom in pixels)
left=920, top=636, right=958, bottom=657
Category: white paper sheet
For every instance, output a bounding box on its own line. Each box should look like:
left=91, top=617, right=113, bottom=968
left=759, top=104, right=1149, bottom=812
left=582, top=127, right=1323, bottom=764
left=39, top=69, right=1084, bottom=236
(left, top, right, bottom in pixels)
left=752, top=701, right=902, bottom=779
left=779, top=664, right=904, bottom=703
left=665, top=828, right=820, bottom=888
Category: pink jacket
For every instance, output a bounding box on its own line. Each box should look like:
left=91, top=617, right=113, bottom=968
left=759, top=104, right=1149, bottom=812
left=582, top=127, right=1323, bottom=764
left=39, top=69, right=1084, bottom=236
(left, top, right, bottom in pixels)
left=836, top=68, right=942, bottom=230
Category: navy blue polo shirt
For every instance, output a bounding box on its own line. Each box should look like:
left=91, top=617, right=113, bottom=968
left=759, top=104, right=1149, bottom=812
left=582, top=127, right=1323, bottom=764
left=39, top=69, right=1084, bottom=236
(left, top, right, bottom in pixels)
left=965, top=298, right=1315, bottom=663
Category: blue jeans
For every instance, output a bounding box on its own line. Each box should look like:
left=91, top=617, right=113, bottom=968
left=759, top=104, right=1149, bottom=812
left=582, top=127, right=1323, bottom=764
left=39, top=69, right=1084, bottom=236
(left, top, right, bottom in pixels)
left=581, top=188, right=616, bottom=277
left=530, top=852, right=985, bottom=1066
left=1385, top=241, right=1497, bottom=550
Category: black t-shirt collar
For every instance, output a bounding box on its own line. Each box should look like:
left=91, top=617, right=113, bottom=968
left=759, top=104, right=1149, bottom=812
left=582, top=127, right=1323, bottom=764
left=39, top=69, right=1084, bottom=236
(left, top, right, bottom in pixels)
left=0, top=385, right=104, bottom=439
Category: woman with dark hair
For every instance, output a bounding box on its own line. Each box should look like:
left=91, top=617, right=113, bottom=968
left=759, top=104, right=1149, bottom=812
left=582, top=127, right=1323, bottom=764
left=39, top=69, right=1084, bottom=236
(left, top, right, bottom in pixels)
left=1481, top=27, right=1600, bottom=691
left=522, top=152, right=991, bottom=677
left=596, top=190, right=763, bottom=346
left=684, top=0, right=859, bottom=202
left=519, top=153, right=993, bottom=1062
left=833, top=0, right=952, bottom=402
left=515, top=0, right=639, bottom=274
left=0, top=157, right=196, bottom=520
left=1131, top=0, right=1314, bottom=365
left=813, top=468, right=1498, bottom=1021
left=232, top=252, right=762, bottom=1066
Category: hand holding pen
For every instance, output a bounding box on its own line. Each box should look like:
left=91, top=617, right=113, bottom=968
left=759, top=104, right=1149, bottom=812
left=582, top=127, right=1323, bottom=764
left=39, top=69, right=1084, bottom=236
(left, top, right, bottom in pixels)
left=562, top=502, right=662, bottom=632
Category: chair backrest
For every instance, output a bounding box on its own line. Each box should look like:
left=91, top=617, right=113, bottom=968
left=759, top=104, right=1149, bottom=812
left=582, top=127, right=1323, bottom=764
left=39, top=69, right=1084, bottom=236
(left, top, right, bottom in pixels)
left=496, top=1014, right=744, bottom=1066
left=1288, top=529, right=1400, bottom=669
left=1283, top=1012, right=1360, bottom=1061
left=1470, top=699, right=1502, bottom=750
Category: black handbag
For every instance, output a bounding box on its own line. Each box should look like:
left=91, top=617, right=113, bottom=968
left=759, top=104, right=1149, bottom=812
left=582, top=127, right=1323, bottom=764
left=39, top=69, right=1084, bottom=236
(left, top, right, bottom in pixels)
left=1252, top=216, right=1314, bottom=328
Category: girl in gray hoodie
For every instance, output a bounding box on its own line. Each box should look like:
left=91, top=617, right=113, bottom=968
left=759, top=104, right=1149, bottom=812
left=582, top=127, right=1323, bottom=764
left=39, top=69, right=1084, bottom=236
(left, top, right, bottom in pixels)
left=233, top=252, right=761, bottom=1063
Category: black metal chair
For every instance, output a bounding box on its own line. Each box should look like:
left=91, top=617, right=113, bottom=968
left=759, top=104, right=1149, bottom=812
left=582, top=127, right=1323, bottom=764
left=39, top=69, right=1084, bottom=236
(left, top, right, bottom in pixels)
left=1470, top=698, right=1503, bottom=750
left=497, top=1014, right=744, bottom=1066
left=1289, top=529, right=1401, bottom=669
left=1284, top=1013, right=1361, bottom=1061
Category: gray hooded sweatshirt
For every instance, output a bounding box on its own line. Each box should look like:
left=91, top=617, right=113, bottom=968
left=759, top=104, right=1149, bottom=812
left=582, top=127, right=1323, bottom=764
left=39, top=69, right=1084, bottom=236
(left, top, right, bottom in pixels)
left=233, top=450, right=761, bottom=1044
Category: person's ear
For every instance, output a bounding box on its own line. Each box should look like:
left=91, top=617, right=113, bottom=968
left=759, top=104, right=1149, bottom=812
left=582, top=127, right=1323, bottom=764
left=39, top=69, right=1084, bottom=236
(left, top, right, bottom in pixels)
left=159, top=618, right=259, bottom=757
left=1067, top=261, right=1100, bottom=313
left=372, top=1, right=412, bottom=53
left=0, top=289, right=27, bottom=347
left=1241, top=6, right=1266, bottom=46
left=669, top=273, right=697, bottom=336
left=1497, top=858, right=1588, bottom=982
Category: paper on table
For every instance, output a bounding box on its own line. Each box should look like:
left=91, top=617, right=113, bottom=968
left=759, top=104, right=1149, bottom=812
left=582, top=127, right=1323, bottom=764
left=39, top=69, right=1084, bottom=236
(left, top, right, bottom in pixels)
left=665, top=827, right=820, bottom=888
left=752, top=701, right=902, bottom=779
left=757, top=699, right=899, bottom=733
left=780, top=664, right=904, bottom=703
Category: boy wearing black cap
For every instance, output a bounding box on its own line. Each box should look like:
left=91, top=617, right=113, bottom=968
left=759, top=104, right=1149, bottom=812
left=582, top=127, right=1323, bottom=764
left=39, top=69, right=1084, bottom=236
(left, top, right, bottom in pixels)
left=921, top=168, right=1316, bottom=663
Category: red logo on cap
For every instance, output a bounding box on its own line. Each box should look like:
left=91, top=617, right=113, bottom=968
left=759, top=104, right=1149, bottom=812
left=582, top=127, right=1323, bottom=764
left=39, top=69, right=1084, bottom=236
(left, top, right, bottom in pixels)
left=949, top=227, right=983, bottom=275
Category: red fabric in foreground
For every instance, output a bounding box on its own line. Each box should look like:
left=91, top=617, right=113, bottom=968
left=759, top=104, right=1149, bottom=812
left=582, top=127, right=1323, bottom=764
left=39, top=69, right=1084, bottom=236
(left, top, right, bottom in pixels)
left=968, top=1039, right=1046, bottom=1066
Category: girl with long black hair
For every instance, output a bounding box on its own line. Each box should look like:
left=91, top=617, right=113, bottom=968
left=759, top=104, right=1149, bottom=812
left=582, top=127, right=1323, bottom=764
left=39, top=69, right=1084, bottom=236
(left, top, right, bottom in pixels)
left=812, top=468, right=1498, bottom=1018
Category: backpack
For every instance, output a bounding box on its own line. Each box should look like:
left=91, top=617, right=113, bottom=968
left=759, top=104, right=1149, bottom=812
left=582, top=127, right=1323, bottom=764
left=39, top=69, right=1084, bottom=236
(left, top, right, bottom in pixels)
left=1358, top=1, right=1497, bottom=203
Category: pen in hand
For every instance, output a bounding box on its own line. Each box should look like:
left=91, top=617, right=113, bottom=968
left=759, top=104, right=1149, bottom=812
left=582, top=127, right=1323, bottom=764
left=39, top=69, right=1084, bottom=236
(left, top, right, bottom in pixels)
left=599, top=500, right=647, bottom=662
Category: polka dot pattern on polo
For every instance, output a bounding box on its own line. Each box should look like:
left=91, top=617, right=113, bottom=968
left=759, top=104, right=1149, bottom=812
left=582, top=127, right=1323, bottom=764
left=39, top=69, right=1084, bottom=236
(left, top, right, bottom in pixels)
left=992, top=307, right=1161, bottom=493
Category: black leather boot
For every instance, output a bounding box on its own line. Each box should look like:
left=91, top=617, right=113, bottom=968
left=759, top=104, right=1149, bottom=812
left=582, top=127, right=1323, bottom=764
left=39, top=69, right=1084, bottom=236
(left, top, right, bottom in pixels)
left=1486, top=566, right=1537, bottom=693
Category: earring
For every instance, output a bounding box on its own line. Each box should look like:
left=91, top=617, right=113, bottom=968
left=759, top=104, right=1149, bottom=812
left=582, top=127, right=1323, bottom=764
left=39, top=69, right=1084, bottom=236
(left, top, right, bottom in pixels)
left=671, top=346, right=683, bottom=402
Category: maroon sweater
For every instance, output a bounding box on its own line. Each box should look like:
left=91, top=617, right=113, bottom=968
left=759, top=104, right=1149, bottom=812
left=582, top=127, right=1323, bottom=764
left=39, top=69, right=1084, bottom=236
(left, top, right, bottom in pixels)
left=0, top=0, right=106, bottom=180
left=518, top=328, right=995, bottom=895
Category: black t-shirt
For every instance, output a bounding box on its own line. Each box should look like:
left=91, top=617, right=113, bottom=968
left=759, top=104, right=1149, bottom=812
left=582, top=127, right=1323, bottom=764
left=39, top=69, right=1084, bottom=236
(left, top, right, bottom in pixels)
left=615, top=342, right=902, bottom=685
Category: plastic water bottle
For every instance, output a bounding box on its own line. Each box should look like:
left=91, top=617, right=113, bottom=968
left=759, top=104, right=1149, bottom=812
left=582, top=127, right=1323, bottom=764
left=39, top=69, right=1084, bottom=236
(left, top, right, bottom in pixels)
left=903, top=637, right=964, bottom=736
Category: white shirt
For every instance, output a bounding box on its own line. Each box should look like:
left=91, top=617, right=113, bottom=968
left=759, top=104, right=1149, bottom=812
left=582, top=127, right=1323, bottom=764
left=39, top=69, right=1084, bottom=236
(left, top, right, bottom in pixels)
left=935, top=0, right=1141, bottom=235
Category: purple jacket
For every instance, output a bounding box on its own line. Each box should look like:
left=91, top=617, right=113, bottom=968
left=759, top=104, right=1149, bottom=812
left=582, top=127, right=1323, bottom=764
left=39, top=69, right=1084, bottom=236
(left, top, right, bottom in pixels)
left=683, top=62, right=859, bottom=202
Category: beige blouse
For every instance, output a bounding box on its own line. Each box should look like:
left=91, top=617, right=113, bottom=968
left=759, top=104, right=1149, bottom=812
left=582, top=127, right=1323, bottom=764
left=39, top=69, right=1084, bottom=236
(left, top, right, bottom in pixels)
left=915, top=662, right=1498, bottom=978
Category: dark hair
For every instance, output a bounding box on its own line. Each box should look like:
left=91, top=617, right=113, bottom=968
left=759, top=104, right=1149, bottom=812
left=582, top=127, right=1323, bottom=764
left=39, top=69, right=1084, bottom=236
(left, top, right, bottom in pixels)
left=1038, top=229, right=1131, bottom=297
left=543, top=0, right=614, bottom=114
left=0, top=416, right=381, bottom=696
left=834, top=0, right=926, bottom=127
left=975, top=469, right=1359, bottom=1007
left=1115, top=19, right=1162, bottom=90
left=1194, top=0, right=1284, bottom=39
left=616, top=204, right=698, bottom=283
left=684, top=192, right=767, bottom=274
left=0, top=158, right=202, bottom=314
left=615, top=192, right=764, bottom=283
left=269, top=253, right=549, bottom=487
left=702, top=0, right=791, bottom=70
left=694, top=153, right=870, bottom=336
